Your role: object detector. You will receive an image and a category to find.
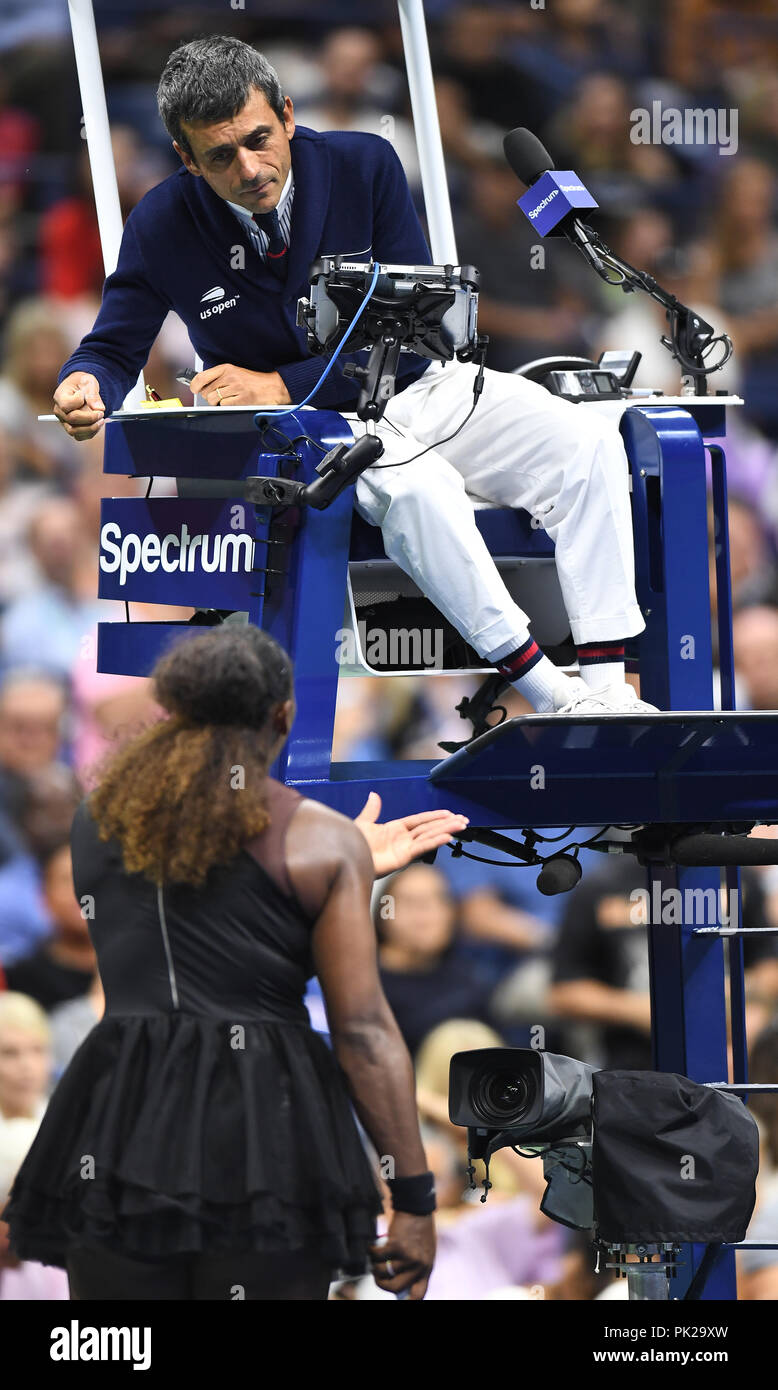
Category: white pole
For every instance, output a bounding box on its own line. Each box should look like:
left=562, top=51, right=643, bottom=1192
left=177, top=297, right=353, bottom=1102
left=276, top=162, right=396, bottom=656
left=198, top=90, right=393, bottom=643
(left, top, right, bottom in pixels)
left=397, top=0, right=458, bottom=265
left=67, top=0, right=144, bottom=403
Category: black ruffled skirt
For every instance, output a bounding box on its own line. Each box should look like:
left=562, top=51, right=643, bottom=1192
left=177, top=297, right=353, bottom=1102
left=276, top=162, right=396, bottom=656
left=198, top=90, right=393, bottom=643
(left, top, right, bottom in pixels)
left=2, top=1013, right=384, bottom=1274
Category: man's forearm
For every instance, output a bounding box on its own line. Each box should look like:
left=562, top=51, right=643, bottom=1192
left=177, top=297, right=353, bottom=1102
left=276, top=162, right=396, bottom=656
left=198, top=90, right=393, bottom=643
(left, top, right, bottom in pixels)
left=550, top=979, right=652, bottom=1031
left=461, top=890, right=544, bottom=950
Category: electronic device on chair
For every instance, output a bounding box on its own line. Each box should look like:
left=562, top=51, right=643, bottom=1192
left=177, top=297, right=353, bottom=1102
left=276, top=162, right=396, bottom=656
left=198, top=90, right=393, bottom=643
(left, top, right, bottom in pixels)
left=514, top=351, right=641, bottom=402
left=297, top=257, right=483, bottom=420
left=243, top=260, right=487, bottom=512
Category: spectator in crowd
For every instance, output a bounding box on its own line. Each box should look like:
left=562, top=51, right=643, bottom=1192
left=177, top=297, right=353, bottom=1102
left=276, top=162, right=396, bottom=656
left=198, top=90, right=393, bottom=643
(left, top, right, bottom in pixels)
left=434, top=833, right=560, bottom=1047
left=432, top=4, right=551, bottom=135
left=0, top=1, right=76, bottom=160
left=738, top=1203, right=778, bottom=1299
left=737, top=66, right=778, bottom=173
left=733, top=605, right=778, bottom=711
left=431, top=76, right=504, bottom=182
left=0, top=213, right=29, bottom=331
left=738, top=1021, right=778, bottom=1299
left=0, top=671, right=67, bottom=826
left=48, top=969, right=104, bottom=1082
left=334, top=674, right=482, bottom=762
left=508, top=0, right=649, bottom=109
left=38, top=126, right=170, bottom=304
left=709, top=499, right=778, bottom=695
left=548, top=855, right=776, bottom=1069
left=37, top=146, right=104, bottom=304
left=748, top=1019, right=778, bottom=1203
left=0, top=992, right=66, bottom=1298
left=0, top=423, right=54, bottom=611
left=597, top=218, right=739, bottom=395
left=0, top=72, right=39, bottom=212
left=0, top=497, right=113, bottom=679
left=716, top=157, right=778, bottom=439
left=0, top=1114, right=68, bottom=1299
left=724, top=495, right=778, bottom=610
left=293, top=28, right=421, bottom=191
left=69, top=650, right=164, bottom=791
left=3, top=842, right=96, bottom=1011
left=705, top=426, right=778, bottom=562
left=442, top=836, right=558, bottom=952
left=0, top=299, right=83, bottom=482
left=0, top=675, right=70, bottom=878
left=0, top=667, right=68, bottom=906
left=542, top=72, right=684, bottom=229
left=376, top=865, right=497, bottom=1057
left=0, top=992, right=51, bottom=1125
left=0, top=764, right=81, bottom=969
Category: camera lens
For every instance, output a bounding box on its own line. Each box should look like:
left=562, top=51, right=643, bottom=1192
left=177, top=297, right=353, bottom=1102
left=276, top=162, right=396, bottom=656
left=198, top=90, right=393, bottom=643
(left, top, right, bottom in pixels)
left=471, top=1067, right=535, bottom=1126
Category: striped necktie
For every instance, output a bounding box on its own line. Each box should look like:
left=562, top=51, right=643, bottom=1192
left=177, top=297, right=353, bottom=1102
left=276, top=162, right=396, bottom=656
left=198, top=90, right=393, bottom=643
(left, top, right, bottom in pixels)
left=252, top=207, right=288, bottom=279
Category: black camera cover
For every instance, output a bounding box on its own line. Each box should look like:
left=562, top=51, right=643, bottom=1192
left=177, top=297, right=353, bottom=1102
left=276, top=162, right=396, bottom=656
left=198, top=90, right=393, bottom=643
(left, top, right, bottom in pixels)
left=591, top=1070, right=759, bottom=1243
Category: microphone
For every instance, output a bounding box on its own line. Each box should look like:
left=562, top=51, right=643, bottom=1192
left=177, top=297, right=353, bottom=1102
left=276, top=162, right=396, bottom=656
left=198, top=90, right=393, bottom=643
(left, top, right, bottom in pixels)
left=503, top=127, right=553, bottom=186
left=536, top=853, right=583, bottom=896
left=502, top=127, right=606, bottom=275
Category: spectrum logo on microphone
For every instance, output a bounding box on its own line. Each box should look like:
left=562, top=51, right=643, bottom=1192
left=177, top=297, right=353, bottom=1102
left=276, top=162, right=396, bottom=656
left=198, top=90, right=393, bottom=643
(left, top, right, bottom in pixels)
left=527, top=190, right=558, bottom=219
left=518, top=170, right=598, bottom=236
left=100, top=521, right=253, bottom=586
left=527, top=185, right=589, bottom=219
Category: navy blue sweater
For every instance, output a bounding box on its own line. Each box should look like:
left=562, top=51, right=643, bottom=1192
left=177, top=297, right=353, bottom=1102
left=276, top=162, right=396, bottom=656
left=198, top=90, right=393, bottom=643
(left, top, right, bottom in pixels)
left=59, top=125, right=434, bottom=415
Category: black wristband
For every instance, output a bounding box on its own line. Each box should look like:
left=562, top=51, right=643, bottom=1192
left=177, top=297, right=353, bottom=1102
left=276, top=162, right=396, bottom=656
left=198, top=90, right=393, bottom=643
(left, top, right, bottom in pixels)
left=386, top=1171, right=436, bottom=1215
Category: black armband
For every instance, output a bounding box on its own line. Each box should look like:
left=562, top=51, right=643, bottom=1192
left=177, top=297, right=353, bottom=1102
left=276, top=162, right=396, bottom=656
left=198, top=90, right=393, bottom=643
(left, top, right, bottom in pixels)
left=387, top=1170, right=436, bottom=1215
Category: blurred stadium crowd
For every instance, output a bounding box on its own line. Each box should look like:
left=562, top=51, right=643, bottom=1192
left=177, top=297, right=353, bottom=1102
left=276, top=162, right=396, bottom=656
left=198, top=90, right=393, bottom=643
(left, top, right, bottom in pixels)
left=1, top=0, right=778, bottom=1300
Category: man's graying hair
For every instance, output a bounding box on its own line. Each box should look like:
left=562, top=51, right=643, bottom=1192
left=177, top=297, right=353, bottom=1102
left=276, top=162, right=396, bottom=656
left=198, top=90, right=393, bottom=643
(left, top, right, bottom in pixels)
left=157, top=36, right=286, bottom=159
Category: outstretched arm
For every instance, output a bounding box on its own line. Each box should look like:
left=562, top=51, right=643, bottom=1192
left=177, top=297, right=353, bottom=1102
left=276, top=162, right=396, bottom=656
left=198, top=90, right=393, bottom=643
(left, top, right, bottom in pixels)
left=353, top=790, right=468, bottom=877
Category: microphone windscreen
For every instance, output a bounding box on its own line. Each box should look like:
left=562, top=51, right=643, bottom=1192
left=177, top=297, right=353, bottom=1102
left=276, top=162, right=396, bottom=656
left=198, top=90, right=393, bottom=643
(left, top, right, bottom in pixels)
left=536, top=854, right=582, bottom=896
left=502, top=127, right=555, bottom=185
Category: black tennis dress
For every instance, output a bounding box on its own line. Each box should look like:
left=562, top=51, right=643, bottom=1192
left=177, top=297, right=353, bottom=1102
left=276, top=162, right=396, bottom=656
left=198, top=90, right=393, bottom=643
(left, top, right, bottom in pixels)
left=2, top=780, right=384, bottom=1274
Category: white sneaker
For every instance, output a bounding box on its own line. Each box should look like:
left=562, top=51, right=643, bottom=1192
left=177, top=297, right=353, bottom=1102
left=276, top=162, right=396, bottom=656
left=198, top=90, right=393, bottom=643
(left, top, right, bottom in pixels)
left=608, top=682, right=660, bottom=714
left=551, top=676, right=659, bottom=715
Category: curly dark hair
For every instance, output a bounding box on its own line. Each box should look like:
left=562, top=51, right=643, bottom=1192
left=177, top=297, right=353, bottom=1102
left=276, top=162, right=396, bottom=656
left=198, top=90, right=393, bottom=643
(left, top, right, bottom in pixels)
left=88, top=626, right=294, bottom=888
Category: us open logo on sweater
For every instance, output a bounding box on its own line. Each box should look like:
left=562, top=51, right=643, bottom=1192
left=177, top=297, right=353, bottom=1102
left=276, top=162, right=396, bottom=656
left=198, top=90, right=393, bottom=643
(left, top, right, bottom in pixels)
left=200, top=284, right=240, bottom=320
left=100, top=521, right=253, bottom=586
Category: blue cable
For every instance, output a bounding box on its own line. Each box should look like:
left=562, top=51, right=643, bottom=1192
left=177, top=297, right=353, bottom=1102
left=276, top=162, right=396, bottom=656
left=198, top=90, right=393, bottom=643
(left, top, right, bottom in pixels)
left=253, top=262, right=382, bottom=424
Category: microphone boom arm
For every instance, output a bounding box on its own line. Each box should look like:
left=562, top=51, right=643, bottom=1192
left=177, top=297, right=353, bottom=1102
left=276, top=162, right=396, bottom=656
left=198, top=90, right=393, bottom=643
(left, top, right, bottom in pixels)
left=572, top=221, right=733, bottom=395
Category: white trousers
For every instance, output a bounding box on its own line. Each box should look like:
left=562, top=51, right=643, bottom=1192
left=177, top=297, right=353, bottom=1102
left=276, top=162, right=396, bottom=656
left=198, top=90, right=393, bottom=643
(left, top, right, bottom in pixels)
left=341, top=357, right=646, bottom=661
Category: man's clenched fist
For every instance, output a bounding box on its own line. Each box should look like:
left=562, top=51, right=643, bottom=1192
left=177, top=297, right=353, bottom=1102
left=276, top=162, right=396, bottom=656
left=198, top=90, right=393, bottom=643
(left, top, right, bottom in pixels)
left=53, top=373, right=106, bottom=440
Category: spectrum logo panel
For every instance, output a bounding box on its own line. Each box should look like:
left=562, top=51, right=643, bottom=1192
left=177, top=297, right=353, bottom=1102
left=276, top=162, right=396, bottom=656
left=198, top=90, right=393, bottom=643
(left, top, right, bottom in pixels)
left=97, top=499, right=258, bottom=609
